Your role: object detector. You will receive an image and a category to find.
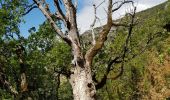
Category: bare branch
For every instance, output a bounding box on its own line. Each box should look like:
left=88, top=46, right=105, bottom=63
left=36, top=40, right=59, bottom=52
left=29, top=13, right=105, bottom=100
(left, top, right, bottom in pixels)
left=91, top=27, right=96, bottom=45
left=90, top=0, right=107, bottom=45
left=53, top=0, right=71, bottom=31
left=96, top=0, right=105, bottom=8
left=105, top=32, right=156, bottom=69
left=124, top=7, right=136, bottom=48
left=95, top=56, right=120, bottom=89
left=94, top=5, right=137, bottom=89
left=33, top=0, right=71, bottom=45
left=53, top=0, right=66, bottom=21
left=85, top=0, right=113, bottom=65
left=85, top=0, right=134, bottom=66
left=22, top=3, right=38, bottom=16
left=90, top=4, right=97, bottom=45
left=90, top=4, right=97, bottom=29
left=112, top=0, right=134, bottom=12
left=62, top=0, right=77, bottom=29
left=108, top=7, right=137, bottom=81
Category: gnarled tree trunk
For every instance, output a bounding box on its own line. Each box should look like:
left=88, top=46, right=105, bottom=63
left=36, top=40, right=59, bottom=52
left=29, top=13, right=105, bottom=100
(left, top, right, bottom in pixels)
left=67, top=28, right=96, bottom=99
left=69, top=63, right=96, bottom=100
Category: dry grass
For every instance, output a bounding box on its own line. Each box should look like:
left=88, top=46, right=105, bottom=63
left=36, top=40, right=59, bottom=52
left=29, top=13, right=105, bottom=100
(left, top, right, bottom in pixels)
left=141, top=53, right=170, bottom=100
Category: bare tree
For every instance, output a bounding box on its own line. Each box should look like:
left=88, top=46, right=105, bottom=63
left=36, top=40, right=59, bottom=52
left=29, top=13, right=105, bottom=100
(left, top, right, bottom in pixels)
left=33, top=0, right=137, bottom=99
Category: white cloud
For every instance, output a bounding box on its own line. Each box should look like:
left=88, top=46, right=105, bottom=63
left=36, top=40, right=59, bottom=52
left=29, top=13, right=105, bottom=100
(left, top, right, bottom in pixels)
left=77, top=5, right=94, bottom=33
left=77, top=0, right=167, bottom=33
left=77, top=0, right=107, bottom=33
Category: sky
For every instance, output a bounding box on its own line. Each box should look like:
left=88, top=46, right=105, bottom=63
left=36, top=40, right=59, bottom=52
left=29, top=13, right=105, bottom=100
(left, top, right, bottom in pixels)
left=20, top=0, right=167, bottom=37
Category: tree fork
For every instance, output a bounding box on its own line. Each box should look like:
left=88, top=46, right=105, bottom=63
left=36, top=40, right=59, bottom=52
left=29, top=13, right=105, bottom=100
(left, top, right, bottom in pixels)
left=33, top=0, right=134, bottom=99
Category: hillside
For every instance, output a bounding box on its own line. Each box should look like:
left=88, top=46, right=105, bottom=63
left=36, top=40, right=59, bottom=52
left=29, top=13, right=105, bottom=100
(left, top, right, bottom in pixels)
left=81, top=1, right=170, bottom=99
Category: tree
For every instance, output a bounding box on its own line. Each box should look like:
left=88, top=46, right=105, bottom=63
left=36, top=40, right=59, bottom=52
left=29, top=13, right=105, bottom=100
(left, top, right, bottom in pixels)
left=0, top=0, right=169, bottom=99
left=0, top=0, right=27, bottom=96
left=0, top=0, right=38, bottom=98
left=32, top=0, right=139, bottom=99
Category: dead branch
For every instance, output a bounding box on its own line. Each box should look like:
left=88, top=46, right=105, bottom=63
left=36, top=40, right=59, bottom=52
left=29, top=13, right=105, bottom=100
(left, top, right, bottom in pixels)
left=90, top=4, right=97, bottom=45
left=85, top=0, right=134, bottom=66
left=112, top=0, right=133, bottom=12
left=107, top=6, right=136, bottom=80
left=62, top=0, right=77, bottom=29
left=94, top=5, right=137, bottom=89
left=90, top=0, right=107, bottom=45
left=33, top=0, right=71, bottom=45
left=96, top=0, right=106, bottom=8
left=85, top=0, right=113, bottom=66
left=95, top=56, right=120, bottom=89
left=22, top=3, right=38, bottom=16
left=53, top=0, right=67, bottom=27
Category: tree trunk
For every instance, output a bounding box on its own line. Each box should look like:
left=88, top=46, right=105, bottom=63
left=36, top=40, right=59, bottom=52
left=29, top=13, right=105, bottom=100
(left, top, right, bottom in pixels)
left=67, top=27, right=96, bottom=100
left=18, top=55, right=28, bottom=93
left=69, top=62, right=96, bottom=100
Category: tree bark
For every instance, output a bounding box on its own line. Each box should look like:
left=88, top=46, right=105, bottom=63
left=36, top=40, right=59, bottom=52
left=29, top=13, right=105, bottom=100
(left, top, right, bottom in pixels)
left=69, top=62, right=96, bottom=100
left=68, top=29, right=96, bottom=100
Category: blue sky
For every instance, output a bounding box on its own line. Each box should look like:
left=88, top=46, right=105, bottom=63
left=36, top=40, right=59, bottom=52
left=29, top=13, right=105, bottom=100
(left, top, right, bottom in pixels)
left=19, top=0, right=167, bottom=38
